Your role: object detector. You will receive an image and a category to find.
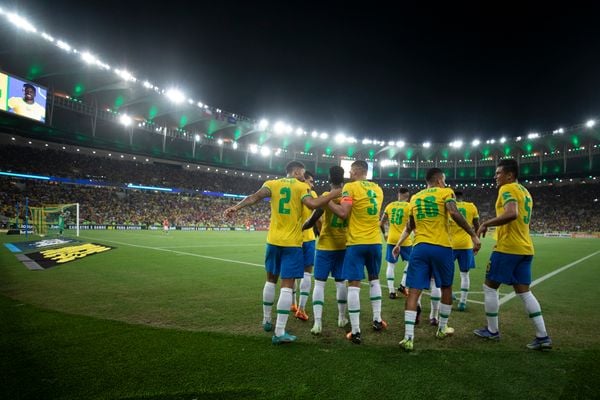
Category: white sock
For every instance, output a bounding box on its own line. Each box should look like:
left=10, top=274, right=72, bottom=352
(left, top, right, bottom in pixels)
left=299, top=272, right=312, bottom=309
left=401, top=262, right=409, bottom=287
left=404, top=310, right=417, bottom=340
left=262, top=281, right=276, bottom=324
left=460, top=271, right=470, bottom=304
left=518, top=291, right=548, bottom=338
left=386, top=262, right=396, bottom=293
left=483, top=284, right=499, bottom=333
left=370, top=279, right=383, bottom=322
left=336, top=281, right=348, bottom=320
left=438, top=303, right=452, bottom=330
left=430, top=280, right=441, bottom=319
left=275, top=287, right=293, bottom=337
left=348, top=286, right=361, bottom=334
left=312, top=280, right=325, bottom=323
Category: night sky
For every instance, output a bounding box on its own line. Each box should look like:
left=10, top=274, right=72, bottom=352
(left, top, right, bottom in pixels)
left=10, top=1, right=600, bottom=142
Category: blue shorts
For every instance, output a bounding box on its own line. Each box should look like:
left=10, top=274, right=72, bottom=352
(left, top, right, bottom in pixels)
left=342, top=244, right=382, bottom=281
left=314, top=249, right=346, bottom=281
left=386, top=244, right=412, bottom=263
left=454, top=249, right=476, bottom=272
left=265, top=244, right=304, bottom=279
left=302, top=240, right=316, bottom=268
left=407, top=243, right=454, bottom=289
left=486, top=251, right=533, bottom=285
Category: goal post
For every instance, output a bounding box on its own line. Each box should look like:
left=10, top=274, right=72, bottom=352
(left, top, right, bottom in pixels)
left=29, top=203, right=80, bottom=237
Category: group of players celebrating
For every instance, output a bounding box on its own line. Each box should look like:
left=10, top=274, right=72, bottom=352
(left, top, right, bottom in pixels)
left=224, top=158, right=552, bottom=351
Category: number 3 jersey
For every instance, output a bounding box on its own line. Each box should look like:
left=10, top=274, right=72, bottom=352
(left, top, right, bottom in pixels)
left=262, top=178, right=313, bottom=247
left=494, top=182, right=534, bottom=255
left=409, top=187, right=455, bottom=248
left=340, top=180, right=384, bottom=245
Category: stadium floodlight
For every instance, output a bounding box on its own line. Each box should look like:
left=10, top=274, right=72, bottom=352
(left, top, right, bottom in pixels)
left=165, top=88, right=185, bottom=104
left=194, top=134, right=200, bottom=142
left=258, top=119, right=269, bottom=130
left=284, top=124, right=293, bottom=134
left=143, top=81, right=153, bottom=89
left=232, top=141, right=238, bottom=150
left=41, top=32, right=55, bottom=42
left=197, top=102, right=203, bottom=108
left=56, top=40, right=72, bottom=52
left=348, top=137, right=358, bottom=144
left=527, top=132, right=540, bottom=139
left=450, top=140, right=463, bottom=148
left=296, top=128, right=304, bottom=136
left=274, top=121, right=285, bottom=134
left=500, top=137, right=507, bottom=143
left=335, top=134, right=346, bottom=144
left=362, top=139, right=371, bottom=145
left=586, top=119, right=596, bottom=128
left=115, top=69, right=136, bottom=82
left=217, top=139, right=223, bottom=145
left=471, top=139, right=480, bottom=147
left=119, top=114, right=132, bottom=126
left=320, top=132, right=328, bottom=140
left=311, top=130, right=318, bottom=138
left=388, top=140, right=395, bottom=146
left=188, top=99, right=194, bottom=105
left=516, top=136, right=522, bottom=141
left=81, top=51, right=98, bottom=65
left=261, top=146, right=271, bottom=157
left=6, top=12, right=37, bottom=33
left=249, top=144, right=258, bottom=153
left=423, top=141, right=431, bottom=148
left=396, top=140, right=405, bottom=148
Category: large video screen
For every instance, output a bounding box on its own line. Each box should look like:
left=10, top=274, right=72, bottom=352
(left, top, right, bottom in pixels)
left=0, top=71, right=47, bottom=123
left=340, top=159, right=373, bottom=180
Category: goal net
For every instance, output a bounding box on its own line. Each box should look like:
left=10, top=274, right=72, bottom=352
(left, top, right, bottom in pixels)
left=29, top=203, right=80, bottom=237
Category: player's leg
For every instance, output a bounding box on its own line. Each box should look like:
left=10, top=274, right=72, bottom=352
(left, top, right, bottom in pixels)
left=272, top=247, right=304, bottom=344
left=367, top=244, right=386, bottom=330
left=311, top=250, right=329, bottom=335
left=332, top=250, right=348, bottom=327
left=398, top=246, right=412, bottom=296
left=385, top=244, right=398, bottom=298
left=262, top=245, right=281, bottom=331
left=297, top=240, right=315, bottom=320
left=342, top=246, right=365, bottom=344
left=433, top=245, right=456, bottom=339
left=429, top=278, right=441, bottom=325
left=457, top=249, right=475, bottom=311
left=474, top=252, right=505, bottom=340
left=399, top=244, right=429, bottom=351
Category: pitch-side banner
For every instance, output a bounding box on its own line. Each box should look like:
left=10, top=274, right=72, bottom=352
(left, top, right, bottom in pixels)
left=15, top=243, right=114, bottom=270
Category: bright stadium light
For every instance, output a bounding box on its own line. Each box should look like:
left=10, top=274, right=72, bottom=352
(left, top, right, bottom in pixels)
left=6, top=12, right=37, bottom=33
left=362, top=138, right=371, bottom=145
left=500, top=137, right=507, bottom=143
left=217, top=139, right=223, bottom=145
left=274, top=121, right=285, bottom=134
left=249, top=144, right=258, bottom=153
left=81, top=51, right=99, bottom=65
left=396, top=140, right=405, bottom=148
left=586, top=119, right=596, bottom=128
left=335, top=134, right=346, bottom=144
left=527, top=132, right=540, bottom=139
left=320, top=132, right=328, bottom=140
left=423, top=141, right=431, bottom=148
left=450, top=140, right=463, bottom=148
left=194, top=134, right=200, bottom=142
left=115, top=69, right=136, bottom=82
left=258, top=119, right=269, bottom=130
left=296, top=128, right=304, bottom=136
left=119, top=114, right=132, bottom=126
left=284, top=124, right=293, bottom=134
left=232, top=141, right=238, bottom=150
left=261, top=146, right=271, bottom=157
left=347, top=137, right=358, bottom=144
left=41, top=32, right=55, bottom=42
left=311, top=130, right=318, bottom=138
left=56, top=40, right=72, bottom=52
left=165, top=88, right=185, bottom=104
left=471, top=139, right=480, bottom=147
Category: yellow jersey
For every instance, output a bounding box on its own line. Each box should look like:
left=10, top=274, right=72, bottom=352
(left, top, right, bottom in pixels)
left=410, top=187, right=455, bottom=248
left=341, top=180, right=384, bottom=245
left=302, top=190, right=318, bottom=242
left=383, top=201, right=413, bottom=246
left=494, top=182, right=534, bottom=255
left=262, top=178, right=312, bottom=247
left=449, top=201, right=479, bottom=250
left=316, top=192, right=347, bottom=251
left=7, top=97, right=46, bottom=122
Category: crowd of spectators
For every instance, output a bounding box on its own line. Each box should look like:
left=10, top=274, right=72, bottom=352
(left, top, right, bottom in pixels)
left=1, top=143, right=599, bottom=232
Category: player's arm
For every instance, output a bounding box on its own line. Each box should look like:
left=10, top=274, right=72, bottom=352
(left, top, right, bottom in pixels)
left=472, top=217, right=480, bottom=233
left=223, top=187, right=270, bottom=218
left=477, top=201, right=518, bottom=238
left=379, top=212, right=389, bottom=238
left=302, top=188, right=342, bottom=210
left=447, top=201, right=481, bottom=253
left=302, top=208, right=325, bottom=230
left=392, top=216, right=415, bottom=258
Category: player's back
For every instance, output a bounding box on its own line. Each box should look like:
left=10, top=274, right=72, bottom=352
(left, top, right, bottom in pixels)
left=264, top=177, right=311, bottom=247
left=384, top=201, right=413, bottom=246
left=317, top=192, right=347, bottom=251
left=410, top=187, right=455, bottom=247
left=449, top=201, right=478, bottom=249
left=342, top=180, right=384, bottom=245
left=495, top=183, right=534, bottom=255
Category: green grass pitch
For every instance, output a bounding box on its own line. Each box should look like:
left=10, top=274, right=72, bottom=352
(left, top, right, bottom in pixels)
left=1, top=230, right=599, bottom=399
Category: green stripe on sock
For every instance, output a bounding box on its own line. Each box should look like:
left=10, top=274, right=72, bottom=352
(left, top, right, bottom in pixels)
left=349, top=309, right=360, bottom=314
left=431, top=297, right=441, bottom=301
left=387, top=278, right=395, bottom=281
left=370, top=296, right=382, bottom=301
left=277, top=310, right=290, bottom=315
left=405, top=321, right=416, bottom=325
left=263, top=302, right=274, bottom=306
left=486, top=312, right=498, bottom=317
left=337, top=300, right=347, bottom=304
left=460, top=288, right=469, bottom=292
left=300, top=292, right=309, bottom=296
left=313, top=301, right=324, bottom=306
left=529, top=311, right=542, bottom=318
left=440, top=313, right=449, bottom=318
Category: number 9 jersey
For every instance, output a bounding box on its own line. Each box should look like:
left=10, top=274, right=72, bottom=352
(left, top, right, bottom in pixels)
left=494, top=182, right=534, bottom=255
left=340, top=180, right=384, bottom=245
left=409, top=187, right=456, bottom=248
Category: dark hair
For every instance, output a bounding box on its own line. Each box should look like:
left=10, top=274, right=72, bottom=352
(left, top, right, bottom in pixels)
left=329, top=166, right=345, bottom=185
left=304, top=170, right=315, bottom=179
left=23, top=83, right=36, bottom=94
left=454, top=190, right=463, bottom=199
left=351, top=160, right=369, bottom=173
left=498, top=158, right=519, bottom=179
left=285, top=161, right=305, bottom=174
left=398, top=187, right=409, bottom=194
left=426, top=168, right=444, bottom=184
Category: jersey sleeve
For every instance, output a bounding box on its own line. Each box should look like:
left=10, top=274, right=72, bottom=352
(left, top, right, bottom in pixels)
left=500, top=186, right=517, bottom=207
left=261, top=180, right=274, bottom=195
left=471, top=203, right=479, bottom=219
left=443, top=188, right=456, bottom=203
left=341, top=183, right=353, bottom=205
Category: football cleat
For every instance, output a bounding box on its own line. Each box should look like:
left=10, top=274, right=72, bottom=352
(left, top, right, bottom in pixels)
left=399, top=338, right=414, bottom=352
left=458, top=302, right=467, bottom=312
left=310, top=323, right=322, bottom=335
left=429, top=317, right=439, bottom=326
left=526, top=336, right=552, bottom=350
left=389, top=292, right=397, bottom=299
left=436, top=326, right=455, bottom=339
left=262, top=321, right=273, bottom=332
left=295, top=309, right=309, bottom=321
left=473, top=327, right=500, bottom=340
left=346, top=331, right=362, bottom=344
left=272, top=332, right=297, bottom=344
left=290, top=304, right=298, bottom=314
left=372, top=319, right=388, bottom=331
left=338, top=317, right=349, bottom=328
left=397, top=285, right=409, bottom=297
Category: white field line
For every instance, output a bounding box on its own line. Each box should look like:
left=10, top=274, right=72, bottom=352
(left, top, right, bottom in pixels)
left=499, top=250, right=600, bottom=305
left=157, top=244, right=264, bottom=249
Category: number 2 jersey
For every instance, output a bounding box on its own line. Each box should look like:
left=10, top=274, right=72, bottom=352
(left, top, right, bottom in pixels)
left=340, top=180, right=384, bottom=245
left=409, top=187, right=455, bottom=248
left=494, top=182, right=534, bottom=255
left=262, top=178, right=313, bottom=247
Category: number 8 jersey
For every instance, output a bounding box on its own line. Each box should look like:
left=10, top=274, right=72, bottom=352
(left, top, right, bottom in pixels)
left=262, top=178, right=313, bottom=247
left=494, top=182, right=534, bottom=255
left=409, top=187, right=456, bottom=248
left=340, top=180, right=384, bottom=245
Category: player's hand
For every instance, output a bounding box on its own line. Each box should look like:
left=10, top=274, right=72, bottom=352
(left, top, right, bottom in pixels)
left=477, top=223, right=488, bottom=238
left=329, top=187, right=342, bottom=197
left=223, top=207, right=237, bottom=218
left=392, top=245, right=400, bottom=258
left=471, top=235, right=481, bottom=255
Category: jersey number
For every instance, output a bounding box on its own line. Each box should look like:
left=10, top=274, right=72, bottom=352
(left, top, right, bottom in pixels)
left=458, top=207, right=467, bottom=219
left=390, top=208, right=404, bottom=225
left=331, top=214, right=348, bottom=228
left=415, top=196, right=439, bottom=219
left=278, top=187, right=291, bottom=214
left=523, top=196, right=532, bottom=224
left=367, top=190, right=378, bottom=215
